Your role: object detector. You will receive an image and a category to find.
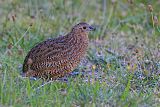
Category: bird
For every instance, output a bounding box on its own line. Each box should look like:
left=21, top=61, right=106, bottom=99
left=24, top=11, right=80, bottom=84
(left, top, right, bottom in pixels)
left=22, top=22, right=95, bottom=80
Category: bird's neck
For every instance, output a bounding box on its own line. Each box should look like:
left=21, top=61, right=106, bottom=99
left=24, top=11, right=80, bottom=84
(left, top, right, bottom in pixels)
left=67, top=32, right=89, bottom=45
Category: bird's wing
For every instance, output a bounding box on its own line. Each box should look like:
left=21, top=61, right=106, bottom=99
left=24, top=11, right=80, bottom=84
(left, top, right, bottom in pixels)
left=23, top=36, right=70, bottom=72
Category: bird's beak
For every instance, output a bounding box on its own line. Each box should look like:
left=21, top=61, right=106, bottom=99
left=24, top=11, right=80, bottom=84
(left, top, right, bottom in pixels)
left=89, top=26, right=96, bottom=31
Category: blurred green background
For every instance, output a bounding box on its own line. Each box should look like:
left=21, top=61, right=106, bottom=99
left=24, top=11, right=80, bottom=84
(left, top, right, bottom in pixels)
left=0, top=0, right=159, bottom=107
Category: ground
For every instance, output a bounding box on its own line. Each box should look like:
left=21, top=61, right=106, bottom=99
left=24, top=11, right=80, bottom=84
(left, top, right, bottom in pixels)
left=0, top=0, right=160, bottom=107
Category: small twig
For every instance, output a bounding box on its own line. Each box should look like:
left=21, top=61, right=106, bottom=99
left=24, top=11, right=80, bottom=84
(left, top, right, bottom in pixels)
left=33, top=80, right=54, bottom=91
left=1, top=26, right=31, bottom=58
left=33, top=77, right=68, bottom=92
left=105, top=49, right=124, bottom=59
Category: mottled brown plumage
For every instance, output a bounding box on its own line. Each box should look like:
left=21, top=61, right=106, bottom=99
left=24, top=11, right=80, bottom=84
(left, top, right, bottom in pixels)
left=23, top=22, right=95, bottom=79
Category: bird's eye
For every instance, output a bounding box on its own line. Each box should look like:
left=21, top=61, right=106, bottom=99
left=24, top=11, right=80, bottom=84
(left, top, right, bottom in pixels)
left=83, top=26, right=86, bottom=29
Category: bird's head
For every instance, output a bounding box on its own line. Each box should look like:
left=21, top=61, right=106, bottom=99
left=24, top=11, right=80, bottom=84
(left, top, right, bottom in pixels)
left=71, top=22, right=95, bottom=34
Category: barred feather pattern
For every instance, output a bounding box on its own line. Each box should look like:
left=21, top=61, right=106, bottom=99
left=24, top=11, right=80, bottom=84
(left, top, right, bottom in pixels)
left=23, top=26, right=89, bottom=79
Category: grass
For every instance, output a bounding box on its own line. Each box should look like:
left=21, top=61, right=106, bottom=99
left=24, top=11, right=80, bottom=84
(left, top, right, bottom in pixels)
left=0, top=0, right=160, bottom=106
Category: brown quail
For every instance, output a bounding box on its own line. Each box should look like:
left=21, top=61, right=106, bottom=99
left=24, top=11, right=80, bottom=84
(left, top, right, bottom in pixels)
left=23, top=22, right=95, bottom=79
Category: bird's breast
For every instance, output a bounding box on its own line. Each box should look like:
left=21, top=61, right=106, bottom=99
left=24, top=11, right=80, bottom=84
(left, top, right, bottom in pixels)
left=65, top=34, right=89, bottom=60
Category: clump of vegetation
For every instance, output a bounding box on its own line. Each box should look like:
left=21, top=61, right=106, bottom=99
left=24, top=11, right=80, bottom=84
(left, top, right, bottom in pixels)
left=0, top=0, right=159, bottom=106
